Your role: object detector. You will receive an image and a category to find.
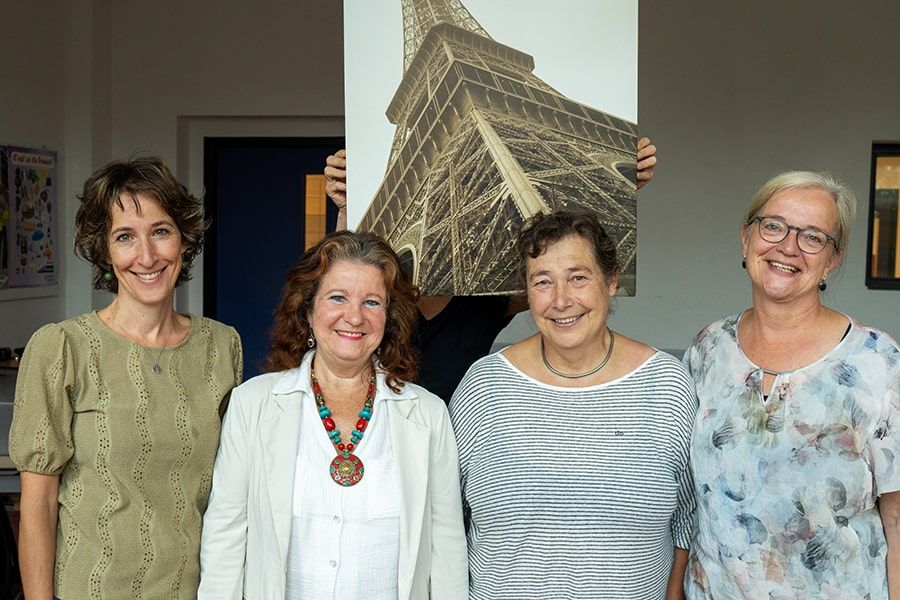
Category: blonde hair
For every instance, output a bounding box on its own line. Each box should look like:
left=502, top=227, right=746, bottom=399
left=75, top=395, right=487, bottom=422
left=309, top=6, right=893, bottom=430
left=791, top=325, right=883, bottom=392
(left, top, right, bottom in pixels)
left=742, top=171, right=856, bottom=253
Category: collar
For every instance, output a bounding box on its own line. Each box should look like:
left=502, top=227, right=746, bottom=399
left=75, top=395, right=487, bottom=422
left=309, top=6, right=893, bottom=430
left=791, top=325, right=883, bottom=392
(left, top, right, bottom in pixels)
left=270, top=350, right=417, bottom=406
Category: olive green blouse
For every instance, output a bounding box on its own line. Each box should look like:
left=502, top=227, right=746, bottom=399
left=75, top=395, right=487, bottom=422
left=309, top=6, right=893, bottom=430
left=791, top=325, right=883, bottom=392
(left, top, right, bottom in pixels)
left=10, top=311, right=242, bottom=599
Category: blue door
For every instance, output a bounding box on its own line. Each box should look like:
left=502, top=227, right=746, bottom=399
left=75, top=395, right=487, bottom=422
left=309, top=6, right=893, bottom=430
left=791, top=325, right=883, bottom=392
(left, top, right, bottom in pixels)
left=204, top=137, right=343, bottom=378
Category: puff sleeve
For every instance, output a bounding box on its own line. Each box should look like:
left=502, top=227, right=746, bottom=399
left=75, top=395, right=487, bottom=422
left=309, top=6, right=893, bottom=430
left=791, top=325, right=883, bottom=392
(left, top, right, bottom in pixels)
left=9, top=323, right=76, bottom=475
left=231, top=327, right=244, bottom=386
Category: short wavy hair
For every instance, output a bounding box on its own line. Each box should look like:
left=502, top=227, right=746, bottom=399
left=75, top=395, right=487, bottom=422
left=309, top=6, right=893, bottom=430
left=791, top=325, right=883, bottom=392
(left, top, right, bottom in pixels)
left=74, top=155, right=207, bottom=293
left=517, top=209, right=620, bottom=283
left=263, top=231, right=420, bottom=391
left=742, top=170, right=857, bottom=254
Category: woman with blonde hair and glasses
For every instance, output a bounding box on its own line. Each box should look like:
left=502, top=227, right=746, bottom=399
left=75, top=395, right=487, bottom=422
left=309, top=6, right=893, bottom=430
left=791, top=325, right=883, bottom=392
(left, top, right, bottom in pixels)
left=685, top=171, right=900, bottom=598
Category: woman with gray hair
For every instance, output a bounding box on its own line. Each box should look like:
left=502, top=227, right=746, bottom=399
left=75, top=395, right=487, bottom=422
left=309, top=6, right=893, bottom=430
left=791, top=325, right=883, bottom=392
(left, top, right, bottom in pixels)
left=684, top=171, right=900, bottom=598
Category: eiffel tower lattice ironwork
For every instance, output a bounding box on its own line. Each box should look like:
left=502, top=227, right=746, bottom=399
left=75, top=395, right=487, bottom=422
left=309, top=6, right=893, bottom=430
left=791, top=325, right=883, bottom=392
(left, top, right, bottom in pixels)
left=358, top=0, right=638, bottom=295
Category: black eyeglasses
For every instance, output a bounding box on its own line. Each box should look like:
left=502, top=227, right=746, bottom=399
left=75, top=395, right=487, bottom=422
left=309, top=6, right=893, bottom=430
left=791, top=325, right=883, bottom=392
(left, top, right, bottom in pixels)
left=748, top=216, right=837, bottom=254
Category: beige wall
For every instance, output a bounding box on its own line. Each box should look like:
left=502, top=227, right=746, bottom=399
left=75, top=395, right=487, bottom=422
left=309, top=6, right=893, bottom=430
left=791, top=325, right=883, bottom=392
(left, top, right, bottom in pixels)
left=2, top=0, right=899, bottom=352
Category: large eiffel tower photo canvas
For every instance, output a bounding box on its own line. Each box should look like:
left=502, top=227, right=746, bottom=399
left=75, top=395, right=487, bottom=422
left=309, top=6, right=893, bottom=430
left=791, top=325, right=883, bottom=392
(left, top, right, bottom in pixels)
left=345, top=0, right=638, bottom=295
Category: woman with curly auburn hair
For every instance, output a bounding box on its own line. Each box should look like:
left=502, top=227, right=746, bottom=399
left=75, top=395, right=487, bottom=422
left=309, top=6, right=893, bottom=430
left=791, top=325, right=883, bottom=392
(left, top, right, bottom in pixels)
left=262, top=231, right=419, bottom=390
left=10, top=155, right=242, bottom=600
left=199, top=230, right=467, bottom=600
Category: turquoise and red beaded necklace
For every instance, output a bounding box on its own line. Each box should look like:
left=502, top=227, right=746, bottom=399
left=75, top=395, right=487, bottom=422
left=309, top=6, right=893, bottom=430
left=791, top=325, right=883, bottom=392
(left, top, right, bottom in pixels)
left=311, top=366, right=376, bottom=487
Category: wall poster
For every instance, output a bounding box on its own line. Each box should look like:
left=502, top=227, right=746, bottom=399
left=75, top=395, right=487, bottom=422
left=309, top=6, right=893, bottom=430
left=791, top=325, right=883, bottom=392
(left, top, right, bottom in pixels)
left=1, top=146, right=58, bottom=289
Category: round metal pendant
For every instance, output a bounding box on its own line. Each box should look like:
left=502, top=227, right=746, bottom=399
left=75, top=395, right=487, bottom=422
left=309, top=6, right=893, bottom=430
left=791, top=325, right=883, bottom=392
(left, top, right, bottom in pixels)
left=330, top=453, right=364, bottom=487
left=152, top=363, right=163, bottom=375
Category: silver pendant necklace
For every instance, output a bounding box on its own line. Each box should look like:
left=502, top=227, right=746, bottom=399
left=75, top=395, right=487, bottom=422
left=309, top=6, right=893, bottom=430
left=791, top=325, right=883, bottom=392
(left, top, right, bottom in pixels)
left=110, top=312, right=166, bottom=375
left=541, top=327, right=615, bottom=379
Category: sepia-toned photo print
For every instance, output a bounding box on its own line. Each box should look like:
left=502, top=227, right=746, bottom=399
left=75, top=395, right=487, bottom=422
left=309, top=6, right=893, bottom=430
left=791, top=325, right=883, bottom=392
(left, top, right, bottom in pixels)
left=345, top=0, right=638, bottom=295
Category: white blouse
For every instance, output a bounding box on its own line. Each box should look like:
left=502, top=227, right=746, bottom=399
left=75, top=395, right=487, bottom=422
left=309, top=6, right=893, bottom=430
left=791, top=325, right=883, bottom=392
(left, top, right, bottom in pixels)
left=285, top=379, right=401, bottom=600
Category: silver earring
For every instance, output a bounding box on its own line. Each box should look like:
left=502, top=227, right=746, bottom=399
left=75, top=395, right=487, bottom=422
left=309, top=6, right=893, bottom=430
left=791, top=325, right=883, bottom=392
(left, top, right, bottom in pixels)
left=307, top=334, right=315, bottom=349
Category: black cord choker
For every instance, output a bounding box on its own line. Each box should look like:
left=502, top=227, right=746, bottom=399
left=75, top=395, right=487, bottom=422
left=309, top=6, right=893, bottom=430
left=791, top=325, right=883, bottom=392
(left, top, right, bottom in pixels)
left=540, top=327, right=615, bottom=379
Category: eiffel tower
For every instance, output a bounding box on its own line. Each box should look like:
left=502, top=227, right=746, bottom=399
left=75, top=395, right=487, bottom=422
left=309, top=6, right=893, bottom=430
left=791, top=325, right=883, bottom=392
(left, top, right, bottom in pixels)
left=358, top=0, right=638, bottom=295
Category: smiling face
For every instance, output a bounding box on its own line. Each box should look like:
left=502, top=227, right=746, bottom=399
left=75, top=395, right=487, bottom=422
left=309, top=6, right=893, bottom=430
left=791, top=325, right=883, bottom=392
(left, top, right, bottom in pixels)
left=309, top=260, right=388, bottom=372
left=741, top=186, right=841, bottom=304
left=107, top=193, right=186, bottom=309
left=526, top=234, right=617, bottom=353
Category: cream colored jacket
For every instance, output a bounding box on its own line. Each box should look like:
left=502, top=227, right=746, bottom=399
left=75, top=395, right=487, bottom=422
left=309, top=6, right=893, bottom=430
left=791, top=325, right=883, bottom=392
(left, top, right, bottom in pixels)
left=197, top=352, right=468, bottom=600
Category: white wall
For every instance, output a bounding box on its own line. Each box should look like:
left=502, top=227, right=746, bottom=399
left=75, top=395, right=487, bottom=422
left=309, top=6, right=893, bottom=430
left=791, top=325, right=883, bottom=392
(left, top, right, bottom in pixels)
left=0, top=4, right=66, bottom=348
left=499, top=0, right=900, bottom=349
left=109, top=0, right=344, bottom=163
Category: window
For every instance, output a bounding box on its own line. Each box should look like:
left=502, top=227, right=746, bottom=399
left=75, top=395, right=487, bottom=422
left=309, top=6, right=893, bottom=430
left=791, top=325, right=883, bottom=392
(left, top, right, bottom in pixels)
left=867, top=143, right=900, bottom=289
left=304, top=174, right=328, bottom=251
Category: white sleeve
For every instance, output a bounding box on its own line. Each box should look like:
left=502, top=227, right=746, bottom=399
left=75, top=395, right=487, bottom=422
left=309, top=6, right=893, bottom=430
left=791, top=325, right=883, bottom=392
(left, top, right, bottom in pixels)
left=198, top=387, right=251, bottom=600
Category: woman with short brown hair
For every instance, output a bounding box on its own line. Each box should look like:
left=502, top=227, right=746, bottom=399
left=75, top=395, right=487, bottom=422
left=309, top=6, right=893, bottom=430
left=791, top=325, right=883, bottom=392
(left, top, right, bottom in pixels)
left=11, top=156, right=242, bottom=599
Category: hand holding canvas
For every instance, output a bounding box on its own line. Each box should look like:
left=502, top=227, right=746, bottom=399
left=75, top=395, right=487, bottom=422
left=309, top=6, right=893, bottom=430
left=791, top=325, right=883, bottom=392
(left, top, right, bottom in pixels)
left=636, top=137, right=657, bottom=189
left=324, top=138, right=658, bottom=209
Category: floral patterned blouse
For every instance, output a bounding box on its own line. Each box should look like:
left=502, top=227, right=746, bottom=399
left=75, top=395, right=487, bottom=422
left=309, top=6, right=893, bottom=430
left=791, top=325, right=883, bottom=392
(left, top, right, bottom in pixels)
left=684, top=312, right=900, bottom=599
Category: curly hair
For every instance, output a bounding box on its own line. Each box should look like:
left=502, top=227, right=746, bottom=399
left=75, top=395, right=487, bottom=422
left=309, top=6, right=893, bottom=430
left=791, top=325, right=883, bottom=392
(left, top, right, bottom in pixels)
left=74, top=155, right=208, bottom=293
left=517, top=209, right=620, bottom=282
left=263, top=231, right=420, bottom=391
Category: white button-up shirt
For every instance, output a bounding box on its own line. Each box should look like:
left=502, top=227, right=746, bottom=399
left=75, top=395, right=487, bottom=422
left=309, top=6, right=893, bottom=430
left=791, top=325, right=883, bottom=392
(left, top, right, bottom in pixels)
left=285, top=372, right=400, bottom=600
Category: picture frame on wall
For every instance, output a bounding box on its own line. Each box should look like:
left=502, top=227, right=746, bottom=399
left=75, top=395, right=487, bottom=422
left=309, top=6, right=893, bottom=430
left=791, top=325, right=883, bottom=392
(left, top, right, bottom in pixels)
left=0, top=146, right=58, bottom=290
left=866, top=141, right=900, bottom=290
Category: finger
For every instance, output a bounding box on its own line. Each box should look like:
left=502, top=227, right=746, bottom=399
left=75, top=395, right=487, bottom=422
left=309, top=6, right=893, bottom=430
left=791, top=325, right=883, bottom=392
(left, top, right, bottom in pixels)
left=636, top=169, right=654, bottom=190
left=325, top=155, right=347, bottom=170
left=636, top=155, right=657, bottom=171
left=637, top=143, right=657, bottom=161
left=636, top=137, right=651, bottom=151
left=324, top=165, right=347, bottom=180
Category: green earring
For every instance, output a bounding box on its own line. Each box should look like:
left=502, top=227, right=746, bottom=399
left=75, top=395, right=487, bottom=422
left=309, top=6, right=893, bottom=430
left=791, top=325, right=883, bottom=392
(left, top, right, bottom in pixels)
left=103, top=271, right=113, bottom=281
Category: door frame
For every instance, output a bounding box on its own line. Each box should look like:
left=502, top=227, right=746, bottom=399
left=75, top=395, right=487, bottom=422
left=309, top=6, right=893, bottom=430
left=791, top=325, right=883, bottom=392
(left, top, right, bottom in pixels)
left=175, top=115, right=344, bottom=316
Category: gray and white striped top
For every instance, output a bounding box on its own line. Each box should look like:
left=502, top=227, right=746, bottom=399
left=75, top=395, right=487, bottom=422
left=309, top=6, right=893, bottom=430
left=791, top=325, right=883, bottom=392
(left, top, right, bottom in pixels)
left=450, top=350, right=696, bottom=600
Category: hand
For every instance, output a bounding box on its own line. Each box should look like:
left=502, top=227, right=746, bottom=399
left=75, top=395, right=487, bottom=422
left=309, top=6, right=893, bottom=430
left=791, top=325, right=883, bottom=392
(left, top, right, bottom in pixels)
left=324, top=149, right=347, bottom=209
left=636, top=137, right=657, bottom=190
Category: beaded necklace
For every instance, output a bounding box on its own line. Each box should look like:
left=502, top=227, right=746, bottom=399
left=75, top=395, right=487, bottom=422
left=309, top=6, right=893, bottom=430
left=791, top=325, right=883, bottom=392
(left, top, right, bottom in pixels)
left=311, top=366, right=376, bottom=487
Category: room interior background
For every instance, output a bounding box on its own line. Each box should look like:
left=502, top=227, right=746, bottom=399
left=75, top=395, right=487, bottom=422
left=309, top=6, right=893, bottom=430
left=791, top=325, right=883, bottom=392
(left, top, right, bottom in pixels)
left=1, top=0, right=898, bottom=355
